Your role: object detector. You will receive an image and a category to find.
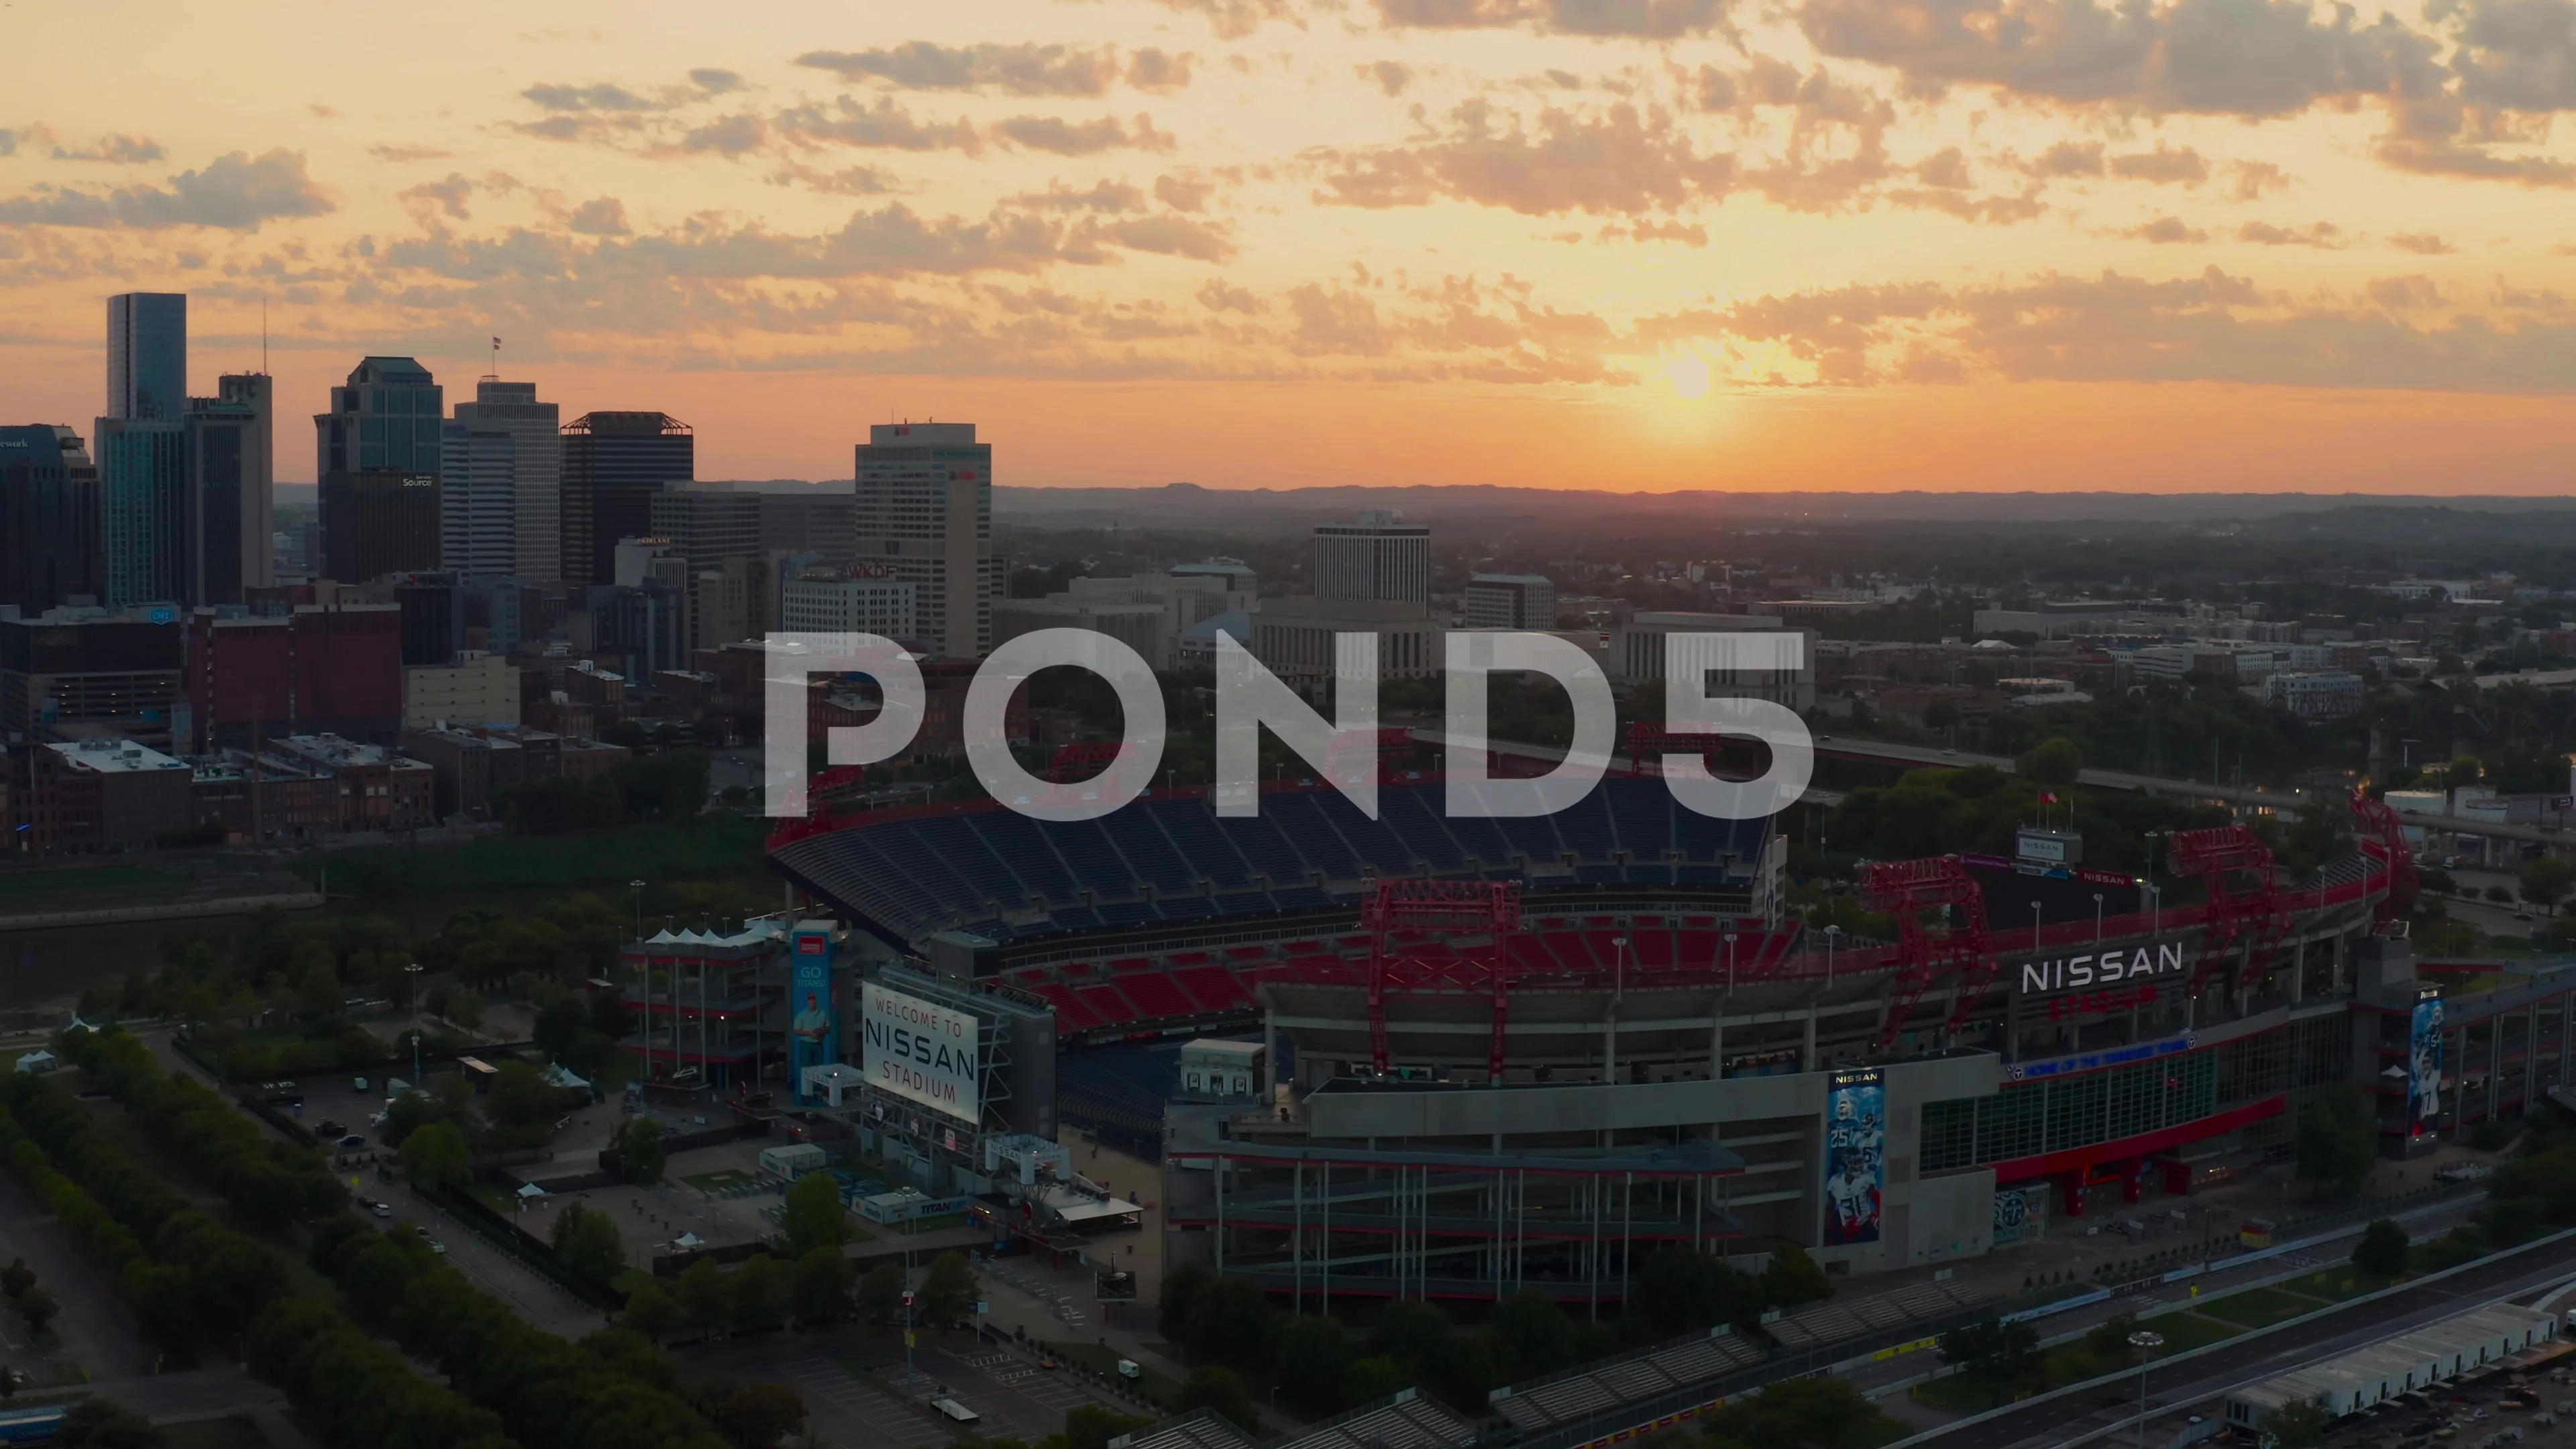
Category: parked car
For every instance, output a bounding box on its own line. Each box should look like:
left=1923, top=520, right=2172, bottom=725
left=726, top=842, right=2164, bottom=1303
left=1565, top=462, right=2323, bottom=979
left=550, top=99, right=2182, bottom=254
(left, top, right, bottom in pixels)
left=370, top=1201, right=392, bottom=1219
left=352, top=1077, right=370, bottom=1092
left=1117, top=1360, right=1141, bottom=1381
left=315, top=1120, right=347, bottom=1138
left=335, top=1133, right=367, bottom=1150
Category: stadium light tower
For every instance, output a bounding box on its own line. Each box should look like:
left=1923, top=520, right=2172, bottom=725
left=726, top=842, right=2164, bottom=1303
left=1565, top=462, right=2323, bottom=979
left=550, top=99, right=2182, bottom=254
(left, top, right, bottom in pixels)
left=1825, top=924, right=1841, bottom=985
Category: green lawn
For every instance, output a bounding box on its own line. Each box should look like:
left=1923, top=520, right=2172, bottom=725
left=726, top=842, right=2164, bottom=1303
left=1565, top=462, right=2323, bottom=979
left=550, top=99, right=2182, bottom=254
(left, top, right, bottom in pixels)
left=0, top=864, right=193, bottom=912
left=2190, top=1287, right=2323, bottom=1330
left=685, top=1169, right=758, bottom=1193
left=1049, top=1338, right=1179, bottom=1409
left=297, top=814, right=770, bottom=908
left=2274, top=1267, right=2397, bottom=1303
left=2133, top=1310, right=2245, bottom=1353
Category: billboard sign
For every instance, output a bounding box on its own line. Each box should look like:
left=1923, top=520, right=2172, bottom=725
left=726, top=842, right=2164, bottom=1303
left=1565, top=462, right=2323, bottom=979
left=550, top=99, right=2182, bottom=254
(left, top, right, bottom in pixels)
left=861, top=981, right=983, bottom=1123
left=2011, top=936, right=2190, bottom=1009
left=2407, top=986, right=2443, bottom=1138
left=1822, top=1069, right=1885, bottom=1247
left=790, top=924, right=838, bottom=1103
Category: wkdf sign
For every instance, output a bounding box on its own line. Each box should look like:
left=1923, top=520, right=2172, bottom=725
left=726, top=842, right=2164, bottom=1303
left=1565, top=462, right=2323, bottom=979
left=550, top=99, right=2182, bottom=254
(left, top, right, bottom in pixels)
left=861, top=981, right=982, bottom=1124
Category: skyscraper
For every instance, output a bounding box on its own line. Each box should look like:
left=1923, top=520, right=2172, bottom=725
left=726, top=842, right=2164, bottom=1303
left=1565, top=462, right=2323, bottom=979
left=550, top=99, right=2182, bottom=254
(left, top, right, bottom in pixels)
left=561, top=412, right=692, bottom=588
left=317, top=358, right=444, bottom=582
left=106, top=292, right=186, bottom=421
left=315, top=356, right=443, bottom=477
left=213, top=373, right=275, bottom=592
left=451, top=378, right=560, bottom=584
left=438, top=419, right=517, bottom=578
left=1313, top=510, right=1430, bottom=608
left=649, top=482, right=765, bottom=647
left=182, top=392, right=260, bottom=606
left=96, top=416, right=186, bottom=606
left=0, top=425, right=103, bottom=615
left=853, top=422, right=998, bottom=659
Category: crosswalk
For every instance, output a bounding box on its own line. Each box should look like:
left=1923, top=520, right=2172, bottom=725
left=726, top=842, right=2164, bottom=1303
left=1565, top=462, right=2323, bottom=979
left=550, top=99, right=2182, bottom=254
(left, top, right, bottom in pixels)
left=784, top=1358, right=956, bottom=1449
left=959, top=1350, right=1097, bottom=1411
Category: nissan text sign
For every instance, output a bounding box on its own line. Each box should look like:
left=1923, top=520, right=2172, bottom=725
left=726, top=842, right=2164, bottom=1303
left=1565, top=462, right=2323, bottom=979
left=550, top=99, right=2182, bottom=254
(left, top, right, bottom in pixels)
left=860, top=981, right=983, bottom=1123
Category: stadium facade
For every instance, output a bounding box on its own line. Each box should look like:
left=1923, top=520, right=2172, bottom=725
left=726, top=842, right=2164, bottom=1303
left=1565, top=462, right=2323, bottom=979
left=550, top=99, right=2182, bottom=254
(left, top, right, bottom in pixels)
left=765, top=753, right=2576, bottom=1305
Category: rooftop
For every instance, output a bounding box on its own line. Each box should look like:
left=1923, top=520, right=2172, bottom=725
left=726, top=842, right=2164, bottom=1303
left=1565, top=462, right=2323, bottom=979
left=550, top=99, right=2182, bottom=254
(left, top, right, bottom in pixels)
left=47, top=739, right=186, bottom=775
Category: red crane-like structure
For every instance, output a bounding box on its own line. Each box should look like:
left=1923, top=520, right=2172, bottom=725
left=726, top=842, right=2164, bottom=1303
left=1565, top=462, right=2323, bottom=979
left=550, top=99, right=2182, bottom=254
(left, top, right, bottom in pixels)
left=2164, top=824, right=2290, bottom=995
left=1362, top=878, right=1525, bottom=1079
left=1860, top=855, right=1989, bottom=1049
left=1622, top=722, right=1736, bottom=778
left=2349, top=786, right=2420, bottom=924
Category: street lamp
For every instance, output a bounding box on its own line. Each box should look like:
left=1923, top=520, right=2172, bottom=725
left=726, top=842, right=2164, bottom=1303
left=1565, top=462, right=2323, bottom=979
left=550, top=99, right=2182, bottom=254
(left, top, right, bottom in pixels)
left=2128, top=1329, right=2165, bottom=1449
left=405, top=961, right=423, bottom=1089
left=2094, top=892, right=2105, bottom=945
left=2031, top=901, right=2043, bottom=949
left=1611, top=935, right=1628, bottom=996
left=1723, top=932, right=1739, bottom=994
left=1825, top=924, right=1842, bottom=985
left=629, top=879, right=647, bottom=940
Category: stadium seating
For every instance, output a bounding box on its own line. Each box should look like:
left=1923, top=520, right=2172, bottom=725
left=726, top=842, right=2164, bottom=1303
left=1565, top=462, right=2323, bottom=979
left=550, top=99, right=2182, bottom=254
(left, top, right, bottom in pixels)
left=771, top=777, right=1773, bottom=949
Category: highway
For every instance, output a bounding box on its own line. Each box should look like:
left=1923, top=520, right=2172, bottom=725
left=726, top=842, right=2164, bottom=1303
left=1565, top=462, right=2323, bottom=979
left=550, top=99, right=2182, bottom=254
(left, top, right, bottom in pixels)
left=1904, top=1231, right=2576, bottom=1449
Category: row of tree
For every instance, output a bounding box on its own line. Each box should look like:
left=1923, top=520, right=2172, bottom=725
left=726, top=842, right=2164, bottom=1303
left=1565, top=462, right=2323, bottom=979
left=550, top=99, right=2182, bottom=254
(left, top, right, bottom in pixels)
left=0, top=1071, right=506, bottom=1449
left=496, top=749, right=711, bottom=835
left=1159, top=1244, right=1833, bottom=1417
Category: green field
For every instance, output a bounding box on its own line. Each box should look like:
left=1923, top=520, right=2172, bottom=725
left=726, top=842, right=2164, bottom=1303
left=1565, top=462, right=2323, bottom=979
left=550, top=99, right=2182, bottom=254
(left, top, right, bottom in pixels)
left=684, top=1169, right=758, bottom=1193
left=0, top=864, right=193, bottom=912
left=2188, top=1285, right=2328, bottom=1330
left=297, top=815, right=771, bottom=909
left=2133, top=1309, right=2247, bottom=1353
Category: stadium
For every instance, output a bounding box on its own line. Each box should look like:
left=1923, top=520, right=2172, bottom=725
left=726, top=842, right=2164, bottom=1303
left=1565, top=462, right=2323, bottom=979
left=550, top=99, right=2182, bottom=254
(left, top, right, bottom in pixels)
left=763, top=734, right=2576, bottom=1307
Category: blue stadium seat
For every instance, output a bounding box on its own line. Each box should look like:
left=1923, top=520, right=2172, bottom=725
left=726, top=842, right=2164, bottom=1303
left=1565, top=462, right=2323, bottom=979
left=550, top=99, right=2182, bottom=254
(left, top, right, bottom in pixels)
left=1151, top=804, right=1256, bottom=889
left=1104, top=809, right=1197, bottom=893
left=1267, top=792, right=1363, bottom=880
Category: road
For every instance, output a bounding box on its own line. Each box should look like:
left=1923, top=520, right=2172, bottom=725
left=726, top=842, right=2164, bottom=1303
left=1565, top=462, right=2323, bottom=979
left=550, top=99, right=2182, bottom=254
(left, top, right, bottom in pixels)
left=1909, top=1232, right=2576, bottom=1449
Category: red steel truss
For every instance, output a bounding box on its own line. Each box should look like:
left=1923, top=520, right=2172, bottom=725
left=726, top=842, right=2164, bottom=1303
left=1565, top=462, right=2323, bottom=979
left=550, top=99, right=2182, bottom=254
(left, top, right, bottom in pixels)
left=1362, top=878, right=1525, bottom=1078
left=763, top=765, right=867, bottom=849
left=2349, top=786, right=2420, bottom=923
left=2164, top=824, right=2290, bottom=995
left=1861, top=855, right=1989, bottom=1049
left=1623, top=722, right=1736, bottom=777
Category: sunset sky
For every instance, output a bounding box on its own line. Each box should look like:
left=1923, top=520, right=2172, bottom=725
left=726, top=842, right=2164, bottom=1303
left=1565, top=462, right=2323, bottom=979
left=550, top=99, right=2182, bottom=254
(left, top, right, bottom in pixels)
left=7, top=0, right=2576, bottom=492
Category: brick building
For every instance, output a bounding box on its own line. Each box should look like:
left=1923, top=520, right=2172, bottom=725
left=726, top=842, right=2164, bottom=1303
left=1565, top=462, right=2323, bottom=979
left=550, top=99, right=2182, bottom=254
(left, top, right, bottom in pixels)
left=270, top=733, right=435, bottom=831
left=188, top=602, right=403, bottom=751
left=19, top=739, right=193, bottom=851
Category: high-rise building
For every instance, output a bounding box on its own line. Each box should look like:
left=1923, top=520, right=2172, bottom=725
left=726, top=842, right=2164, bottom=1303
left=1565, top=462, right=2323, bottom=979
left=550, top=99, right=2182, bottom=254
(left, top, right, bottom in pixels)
left=0, top=610, right=184, bottom=749
left=452, top=379, right=560, bottom=584
left=0, top=425, right=103, bottom=616
left=760, top=489, right=856, bottom=562
left=438, top=419, right=517, bottom=578
left=1461, top=573, right=1556, bottom=630
left=186, top=600, right=404, bottom=750
left=1313, top=510, right=1430, bottom=608
left=106, top=293, right=186, bottom=421
left=852, top=422, right=999, bottom=659
left=213, top=374, right=275, bottom=592
left=95, top=416, right=185, bottom=606
left=317, top=358, right=443, bottom=581
left=318, top=471, right=440, bottom=581
left=780, top=566, right=917, bottom=639
left=561, top=412, right=691, bottom=588
left=649, top=481, right=763, bottom=646
left=180, top=388, right=272, bottom=608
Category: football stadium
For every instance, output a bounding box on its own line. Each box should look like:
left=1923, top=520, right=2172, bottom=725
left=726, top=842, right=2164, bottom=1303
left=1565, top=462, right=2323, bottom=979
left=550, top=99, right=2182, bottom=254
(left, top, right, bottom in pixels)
left=760, top=738, right=2576, bottom=1307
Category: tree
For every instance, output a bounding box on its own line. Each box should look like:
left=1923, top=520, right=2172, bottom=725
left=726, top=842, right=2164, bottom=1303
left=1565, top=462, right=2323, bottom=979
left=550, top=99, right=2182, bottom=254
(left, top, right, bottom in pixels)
left=531, top=996, right=585, bottom=1064
left=621, top=1281, right=686, bottom=1344
left=549, top=1203, right=625, bottom=1290
left=54, top=1395, right=162, bottom=1449
left=1159, top=1262, right=1212, bottom=1339
left=1629, top=1247, right=1743, bottom=1338
left=781, top=1173, right=849, bottom=1259
left=912, top=1250, right=975, bottom=1328
left=1939, top=1315, right=2039, bottom=1385
left=14, top=1287, right=57, bottom=1338
left=1703, top=1375, right=1894, bottom=1449
left=1, top=1258, right=34, bottom=1301
left=1487, top=1291, right=1580, bottom=1383
left=2294, top=1083, right=2377, bottom=1196
left=1061, top=1406, right=1150, bottom=1449
left=856, top=1262, right=906, bottom=1322
left=790, top=1247, right=853, bottom=1326
left=2352, top=1218, right=2410, bottom=1278
left=2522, top=856, right=2576, bottom=916
left=401, top=1121, right=473, bottom=1192
left=1759, top=1244, right=1833, bottom=1311
left=717, top=1383, right=807, bottom=1449
left=2259, top=1398, right=2334, bottom=1449
left=678, top=1258, right=730, bottom=1340
left=443, top=989, right=484, bottom=1033
left=1341, top=1356, right=1407, bottom=1407
left=2017, top=737, right=2084, bottom=788
left=1271, top=1315, right=1356, bottom=1415
left=729, top=1253, right=790, bottom=1332
left=1176, top=1367, right=1256, bottom=1432
left=1186, top=1276, right=1277, bottom=1367
left=485, top=1061, right=567, bottom=1150
left=612, top=1116, right=667, bottom=1187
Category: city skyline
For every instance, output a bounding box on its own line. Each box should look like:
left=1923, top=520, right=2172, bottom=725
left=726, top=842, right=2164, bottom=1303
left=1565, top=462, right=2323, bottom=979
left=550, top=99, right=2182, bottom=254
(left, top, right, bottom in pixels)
left=4, top=2, right=2576, bottom=493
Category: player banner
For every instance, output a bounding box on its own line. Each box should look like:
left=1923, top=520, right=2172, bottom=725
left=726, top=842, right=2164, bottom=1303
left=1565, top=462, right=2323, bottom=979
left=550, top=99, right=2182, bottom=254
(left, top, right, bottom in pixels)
left=1823, top=1068, right=1885, bottom=1247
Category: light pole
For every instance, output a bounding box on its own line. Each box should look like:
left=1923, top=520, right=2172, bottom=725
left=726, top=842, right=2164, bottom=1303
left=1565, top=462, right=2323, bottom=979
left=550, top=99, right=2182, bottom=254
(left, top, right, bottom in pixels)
left=2093, top=892, right=2105, bottom=945
left=1723, top=932, right=1738, bottom=994
left=630, top=879, right=647, bottom=940
left=2031, top=901, right=2043, bottom=949
left=1611, top=935, right=1627, bottom=996
left=2128, top=1329, right=2165, bottom=1449
left=405, top=961, right=423, bottom=1089
left=1825, top=924, right=1842, bottom=985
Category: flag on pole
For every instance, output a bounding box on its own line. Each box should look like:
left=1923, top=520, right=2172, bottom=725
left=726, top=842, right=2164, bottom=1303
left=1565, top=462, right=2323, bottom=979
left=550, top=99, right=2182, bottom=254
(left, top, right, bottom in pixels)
left=2040, top=792, right=2059, bottom=804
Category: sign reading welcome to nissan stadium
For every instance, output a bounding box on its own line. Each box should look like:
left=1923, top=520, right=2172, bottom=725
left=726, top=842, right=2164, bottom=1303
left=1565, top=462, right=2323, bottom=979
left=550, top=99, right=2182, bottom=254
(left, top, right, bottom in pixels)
left=860, top=981, right=983, bottom=1123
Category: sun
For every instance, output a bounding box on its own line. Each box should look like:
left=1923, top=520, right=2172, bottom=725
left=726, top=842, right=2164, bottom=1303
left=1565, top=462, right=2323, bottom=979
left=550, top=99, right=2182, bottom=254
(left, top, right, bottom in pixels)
left=1664, top=355, right=1712, bottom=400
